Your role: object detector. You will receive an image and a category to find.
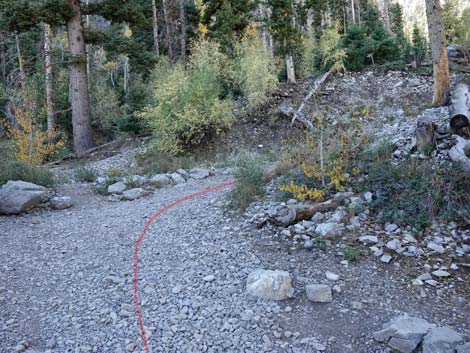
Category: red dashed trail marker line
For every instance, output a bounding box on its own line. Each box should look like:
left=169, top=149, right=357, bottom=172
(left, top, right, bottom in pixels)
left=133, top=180, right=236, bottom=352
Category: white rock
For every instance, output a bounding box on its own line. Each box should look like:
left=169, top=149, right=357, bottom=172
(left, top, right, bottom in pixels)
left=108, top=182, right=127, bottom=194
left=381, top=254, right=392, bottom=263
left=359, top=235, right=378, bottom=244
left=431, top=270, right=451, bottom=277
left=325, top=271, right=339, bottom=281
left=364, top=192, right=373, bottom=202
left=150, top=174, right=172, bottom=187
left=122, top=188, right=148, bottom=201
left=203, top=275, right=215, bottom=282
left=386, top=239, right=401, bottom=251
left=190, top=168, right=211, bottom=180
left=422, top=326, right=463, bottom=353
left=246, top=269, right=293, bottom=301
left=306, top=284, right=333, bottom=303
left=456, top=343, right=470, bottom=353
left=49, top=196, right=73, bottom=210
left=315, top=222, right=341, bottom=238
left=385, top=223, right=399, bottom=233
left=170, top=173, right=186, bottom=185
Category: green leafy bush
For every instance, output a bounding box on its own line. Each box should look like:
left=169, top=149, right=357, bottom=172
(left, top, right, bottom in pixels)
left=0, top=160, right=54, bottom=187
left=233, top=32, right=278, bottom=108
left=91, top=80, right=123, bottom=137
left=136, top=148, right=195, bottom=175
left=139, top=41, right=234, bottom=155
left=229, top=153, right=266, bottom=211
left=318, top=22, right=347, bottom=73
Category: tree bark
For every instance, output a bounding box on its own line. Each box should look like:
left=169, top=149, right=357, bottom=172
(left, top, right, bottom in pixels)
left=450, top=83, right=470, bottom=133
left=162, top=0, right=174, bottom=59
left=285, top=53, right=296, bottom=83
left=67, top=0, right=95, bottom=155
left=44, top=23, right=55, bottom=132
left=179, top=0, right=186, bottom=61
left=425, top=0, right=450, bottom=106
left=152, top=0, right=160, bottom=56
left=351, top=0, right=356, bottom=25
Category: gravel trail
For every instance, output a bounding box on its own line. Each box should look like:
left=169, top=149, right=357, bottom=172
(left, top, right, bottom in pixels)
left=1, top=176, right=311, bottom=353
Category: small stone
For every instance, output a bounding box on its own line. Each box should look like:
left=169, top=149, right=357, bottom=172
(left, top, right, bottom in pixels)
left=14, top=345, right=26, bottom=353
left=456, top=343, right=470, bottom=353
left=122, top=188, right=148, bottom=201
left=412, top=279, right=424, bottom=286
left=315, top=222, right=341, bottom=238
left=170, top=173, right=186, bottom=184
left=381, top=254, right=392, bottom=263
left=126, top=342, right=136, bottom=352
left=427, top=242, right=445, bottom=254
left=108, top=182, right=127, bottom=194
left=49, top=196, right=73, bottom=210
left=431, top=270, right=450, bottom=277
left=332, top=285, right=341, bottom=294
left=304, top=240, right=315, bottom=250
left=305, top=284, right=333, bottom=303
left=189, top=168, right=211, bottom=180
left=150, top=174, right=171, bottom=188
left=359, top=235, right=378, bottom=244
left=325, top=271, right=339, bottom=281
left=364, top=192, right=373, bottom=202
left=172, top=285, right=183, bottom=294
left=385, top=223, right=399, bottom=233
left=46, top=338, right=57, bottom=349
left=386, top=239, right=401, bottom=251
left=105, top=276, right=124, bottom=285
left=425, top=279, right=439, bottom=286
left=203, top=275, right=215, bottom=282
left=246, top=269, right=293, bottom=301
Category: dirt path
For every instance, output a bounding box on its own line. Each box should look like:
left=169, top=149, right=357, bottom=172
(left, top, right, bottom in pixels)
left=1, top=175, right=468, bottom=353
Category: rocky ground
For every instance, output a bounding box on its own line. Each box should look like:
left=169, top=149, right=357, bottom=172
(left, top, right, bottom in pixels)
left=1, top=69, right=469, bottom=353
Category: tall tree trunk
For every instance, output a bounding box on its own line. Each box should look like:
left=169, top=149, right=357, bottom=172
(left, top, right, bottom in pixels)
left=425, top=0, right=450, bottom=106
left=44, top=23, right=55, bottom=132
left=15, top=33, right=25, bottom=85
left=123, top=56, right=129, bottom=92
left=162, top=0, right=174, bottom=59
left=383, top=0, right=391, bottom=32
left=151, top=0, right=160, bottom=56
left=179, top=0, right=186, bottom=61
left=285, top=53, right=296, bottom=83
left=351, top=0, right=356, bottom=25
left=67, top=0, right=95, bottom=155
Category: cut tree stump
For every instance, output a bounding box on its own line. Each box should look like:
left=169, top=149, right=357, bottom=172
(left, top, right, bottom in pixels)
left=416, top=118, right=437, bottom=152
left=265, top=200, right=338, bottom=227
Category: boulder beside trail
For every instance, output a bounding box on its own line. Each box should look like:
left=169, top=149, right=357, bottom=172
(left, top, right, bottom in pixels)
left=246, top=269, right=294, bottom=301
left=0, top=181, right=51, bottom=215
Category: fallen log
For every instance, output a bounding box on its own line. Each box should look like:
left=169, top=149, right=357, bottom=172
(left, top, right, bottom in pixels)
left=267, top=200, right=338, bottom=227
left=450, top=83, right=470, bottom=133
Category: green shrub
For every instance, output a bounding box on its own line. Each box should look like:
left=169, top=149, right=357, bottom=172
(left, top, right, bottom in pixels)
left=301, top=30, right=321, bottom=78
left=136, top=148, right=195, bottom=175
left=342, top=246, right=360, bottom=262
left=0, top=160, right=54, bottom=187
left=91, top=79, right=123, bottom=137
left=361, top=146, right=470, bottom=228
left=319, top=22, right=347, bottom=73
left=75, top=166, right=97, bottom=182
left=233, top=33, right=278, bottom=108
left=229, top=153, right=266, bottom=211
left=139, top=42, right=234, bottom=155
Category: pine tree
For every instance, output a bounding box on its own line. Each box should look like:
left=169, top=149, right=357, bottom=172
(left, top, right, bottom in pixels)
left=411, top=23, right=426, bottom=68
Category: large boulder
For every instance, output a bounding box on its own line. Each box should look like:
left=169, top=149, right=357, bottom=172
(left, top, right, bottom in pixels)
left=0, top=181, right=51, bottom=215
left=246, top=269, right=294, bottom=301
left=170, top=173, right=186, bottom=185
left=374, top=315, right=435, bottom=353
left=315, top=222, right=341, bottom=238
left=150, top=174, right=172, bottom=188
left=457, top=343, right=470, bottom=353
left=422, top=327, right=463, bottom=353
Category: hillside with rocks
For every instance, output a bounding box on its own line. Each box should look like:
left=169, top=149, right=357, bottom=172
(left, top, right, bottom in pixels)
left=1, top=68, right=470, bottom=353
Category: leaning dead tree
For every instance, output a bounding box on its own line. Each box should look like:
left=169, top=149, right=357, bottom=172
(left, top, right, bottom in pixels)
left=281, top=70, right=332, bottom=129
left=450, top=83, right=470, bottom=133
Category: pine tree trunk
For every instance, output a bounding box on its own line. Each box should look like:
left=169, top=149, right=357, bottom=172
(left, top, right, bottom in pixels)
left=425, top=0, right=450, bottom=106
left=15, top=34, right=25, bottom=85
left=44, top=23, right=55, bottom=132
left=123, top=56, right=129, bottom=92
left=179, top=0, right=186, bottom=61
left=152, top=0, right=160, bottom=56
left=351, top=0, right=356, bottom=25
left=67, top=0, right=95, bottom=155
left=162, top=0, right=174, bottom=59
left=383, top=0, right=391, bottom=32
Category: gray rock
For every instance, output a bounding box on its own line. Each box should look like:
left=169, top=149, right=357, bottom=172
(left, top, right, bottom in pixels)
left=150, top=174, right=172, bottom=187
left=246, top=269, right=293, bottom=301
left=427, top=242, right=445, bottom=254
left=431, top=270, right=450, bottom=277
left=49, top=196, right=73, bottom=210
left=176, top=169, right=189, bottom=180
left=330, top=209, right=348, bottom=223
left=190, top=168, right=211, bottom=180
left=0, top=180, right=50, bottom=215
left=456, top=343, right=470, bottom=353
left=306, top=284, right=333, bottom=303
left=131, top=175, right=148, bottom=186
left=304, top=240, right=315, bottom=250
left=364, top=192, right=373, bottom=202
left=325, top=271, right=339, bottom=281
left=374, top=315, right=435, bottom=353
left=385, top=223, right=399, bottom=233
left=107, top=182, right=127, bottom=194
left=315, top=222, right=341, bottom=238
left=381, top=254, right=392, bottom=263
left=122, top=188, right=148, bottom=201
left=359, top=235, right=378, bottom=244
left=422, top=327, right=463, bottom=353
left=386, top=239, right=401, bottom=251
left=170, top=173, right=186, bottom=185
